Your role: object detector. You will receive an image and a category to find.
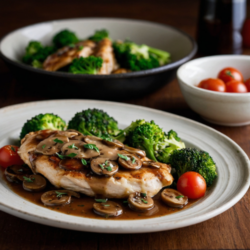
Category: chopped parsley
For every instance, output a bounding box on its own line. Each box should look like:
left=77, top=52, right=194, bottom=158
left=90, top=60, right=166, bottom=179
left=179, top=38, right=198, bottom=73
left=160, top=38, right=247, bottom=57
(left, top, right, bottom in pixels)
left=95, top=199, right=107, bottom=203
left=118, top=154, right=129, bottom=161
left=105, top=166, right=112, bottom=172
left=81, top=159, right=87, bottom=165
left=78, top=45, right=83, bottom=50
left=53, top=138, right=64, bottom=144
left=99, top=164, right=104, bottom=170
left=68, top=144, right=79, bottom=150
left=132, top=157, right=136, bottom=164
left=141, top=193, right=147, bottom=197
left=56, top=153, right=65, bottom=159
left=55, top=191, right=67, bottom=198
left=84, top=144, right=99, bottom=152
left=103, top=204, right=110, bottom=207
left=23, top=176, right=34, bottom=183
left=141, top=198, right=148, bottom=204
left=67, top=153, right=77, bottom=158
left=42, top=144, right=46, bottom=149
left=175, top=195, right=184, bottom=199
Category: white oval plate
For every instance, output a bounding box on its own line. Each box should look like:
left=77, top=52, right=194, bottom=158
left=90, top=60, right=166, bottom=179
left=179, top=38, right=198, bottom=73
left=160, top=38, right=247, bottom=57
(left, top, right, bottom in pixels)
left=0, top=100, right=249, bottom=233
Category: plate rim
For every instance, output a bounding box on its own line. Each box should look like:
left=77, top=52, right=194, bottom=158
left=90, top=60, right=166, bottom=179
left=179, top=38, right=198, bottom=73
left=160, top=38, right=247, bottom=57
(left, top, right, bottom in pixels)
left=0, top=99, right=249, bottom=233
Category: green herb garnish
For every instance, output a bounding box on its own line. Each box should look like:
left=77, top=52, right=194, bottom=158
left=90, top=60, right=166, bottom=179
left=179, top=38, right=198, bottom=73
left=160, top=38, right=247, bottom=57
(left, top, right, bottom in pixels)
left=84, top=144, right=99, bottom=152
left=67, top=153, right=77, bottom=158
left=118, top=154, right=129, bottom=161
left=175, top=195, right=184, bottom=199
left=141, top=193, right=147, bottom=197
left=141, top=198, right=148, bottom=204
left=55, top=191, right=67, bottom=198
left=81, top=159, right=87, bottom=165
left=42, top=144, right=46, bottom=149
left=99, top=164, right=104, bottom=170
left=95, top=199, right=107, bottom=203
left=23, top=176, right=34, bottom=183
left=105, top=166, right=112, bottom=172
left=53, top=138, right=64, bottom=144
left=103, top=204, right=110, bottom=207
left=56, top=153, right=65, bottom=159
left=132, top=157, right=136, bottom=164
left=78, top=45, right=83, bottom=50
left=68, top=144, right=79, bottom=150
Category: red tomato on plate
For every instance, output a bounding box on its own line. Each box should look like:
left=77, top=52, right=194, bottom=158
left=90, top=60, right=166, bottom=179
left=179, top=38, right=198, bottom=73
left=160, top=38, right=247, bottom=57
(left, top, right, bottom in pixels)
left=226, top=80, right=248, bottom=93
left=242, top=18, right=250, bottom=48
left=198, top=78, right=226, bottom=92
left=177, top=172, right=206, bottom=199
left=0, top=145, right=24, bottom=168
left=218, top=67, right=244, bottom=83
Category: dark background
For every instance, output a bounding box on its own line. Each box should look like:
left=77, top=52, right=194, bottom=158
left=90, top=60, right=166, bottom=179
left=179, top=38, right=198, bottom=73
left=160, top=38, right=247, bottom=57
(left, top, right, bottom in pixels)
left=0, top=0, right=250, bottom=249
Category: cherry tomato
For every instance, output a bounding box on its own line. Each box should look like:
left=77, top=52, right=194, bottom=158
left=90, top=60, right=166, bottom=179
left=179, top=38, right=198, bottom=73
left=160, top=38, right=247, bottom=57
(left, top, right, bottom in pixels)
left=218, top=67, right=244, bottom=83
left=0, top=145, right=24, bottom=168
left=244, top=78, right=250, bottom=92
left=242, top=18, right=250, bottom=48
left=226, top=80, right=248, bottom=93
left=177, top=172, right=206, bottom=199
left=198, top=78, right=226, bottom=92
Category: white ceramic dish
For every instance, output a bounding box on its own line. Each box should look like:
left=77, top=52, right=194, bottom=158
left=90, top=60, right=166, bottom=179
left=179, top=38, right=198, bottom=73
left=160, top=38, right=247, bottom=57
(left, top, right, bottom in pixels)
left=177, top=55, right=250, bottom=126
left=0, top=100, right=249, bottom=233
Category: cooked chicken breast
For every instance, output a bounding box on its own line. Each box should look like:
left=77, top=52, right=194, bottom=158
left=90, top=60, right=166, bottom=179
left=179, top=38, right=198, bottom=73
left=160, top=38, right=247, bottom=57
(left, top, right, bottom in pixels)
left=93, top=38, right=118, bottom=74
left=43, top=40, right=96, bottom=71
left=18, top=130, right=173, bottom=199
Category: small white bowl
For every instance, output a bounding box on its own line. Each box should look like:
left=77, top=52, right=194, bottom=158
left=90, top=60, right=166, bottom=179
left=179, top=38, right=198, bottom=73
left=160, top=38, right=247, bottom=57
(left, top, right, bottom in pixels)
left=177, top=55, right=250, bottom=126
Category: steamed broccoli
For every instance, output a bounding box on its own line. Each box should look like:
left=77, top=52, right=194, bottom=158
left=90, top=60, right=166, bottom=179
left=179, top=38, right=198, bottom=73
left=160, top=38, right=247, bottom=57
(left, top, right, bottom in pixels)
left=169, top=148, right=217, bottom=187
left=68, top=56, right=103, bottom=74
left=68, top=109, right=120, bottom=138
left=122, top=120, right=185, bottom=162
left=20, top=114, right=66, bottom=139
left=22, top=41, right=55, bottom=67
left=113, top=41, right=171, bottom=71
left=53, top=29, right=79, bottom=48
left=88, top=29, right=109, bottom=42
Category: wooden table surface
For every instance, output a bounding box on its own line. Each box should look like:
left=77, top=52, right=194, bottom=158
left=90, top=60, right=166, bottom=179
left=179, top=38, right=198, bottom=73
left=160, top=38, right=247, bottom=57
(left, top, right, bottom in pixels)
left=0, top=0, right=250, bottom=249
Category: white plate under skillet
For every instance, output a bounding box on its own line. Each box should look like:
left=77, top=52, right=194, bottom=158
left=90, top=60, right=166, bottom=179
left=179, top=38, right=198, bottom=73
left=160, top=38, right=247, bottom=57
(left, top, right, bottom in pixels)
left=0, top=100, right=249, bottom=233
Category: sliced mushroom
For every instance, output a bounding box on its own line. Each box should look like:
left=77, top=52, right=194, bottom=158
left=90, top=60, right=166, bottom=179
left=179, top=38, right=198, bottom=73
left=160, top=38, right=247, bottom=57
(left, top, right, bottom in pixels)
left=41, top=190, right=80, bottom=206
left=84, top=135, right=103, bottom=144
left=118, top=154, right=142, bottom=170
left=4, top=165, right=32, bottom=183
left=61, top=140, right=100, bottom=159
left=124, top=145, right=146, bottom=158
left=23, top=174, right=47, bottom=192
left=93, top=201, right=123, bottom=217
left=35, top=130, right=57, bottom=140
left=102, top=139, right=124, bottom=149
left=142, top=161, right=160, bottom=169
left=91, top=158, right=118, bottom=176
left=161, top=189, right=188, bottom=208
left=128, top=192, right=154, bottom=212
left=35, top=136, right=69, bottom=155
left=59, top=158, right=86, bottom=171
left=51, top=131, right=78, bottom=138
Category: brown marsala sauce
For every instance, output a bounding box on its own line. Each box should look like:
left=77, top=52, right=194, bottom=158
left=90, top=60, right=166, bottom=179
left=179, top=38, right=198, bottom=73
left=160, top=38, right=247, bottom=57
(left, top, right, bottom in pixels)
left=2, top=169, right=198, bottom=220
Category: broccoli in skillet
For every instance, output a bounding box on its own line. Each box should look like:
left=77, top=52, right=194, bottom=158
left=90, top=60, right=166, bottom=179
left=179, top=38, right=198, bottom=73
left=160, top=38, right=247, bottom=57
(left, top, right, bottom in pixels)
left=169, top=148, right=217, bottom=187
left=68, top=109, right=120, bottom=138
left=20, top=113, right=66, bottom=139
left=52, top=29, right=79, bottom=48
left=88, top=29, right=109, bottom=42
left=120, top=120, right=185, bottom=162
left=68, top=56, right=103, bottom=74
left=113, top=41, right=171, bottom=71
left=22, top=41, right=55, bottom=68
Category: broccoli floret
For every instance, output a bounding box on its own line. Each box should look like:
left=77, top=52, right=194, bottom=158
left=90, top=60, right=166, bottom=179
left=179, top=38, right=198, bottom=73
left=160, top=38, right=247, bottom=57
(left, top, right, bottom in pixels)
left=88, top=29, right=109, bottom=42
left=68, top=109, right=120, bottom=138
left=122, top=120, right=185, bottom=162
left=53, top=29, right=79, bottom=48
left=169, top=148, right=218, bottom=187
left=22, top=41, right=55, bottom=67
left=20, top=114, right=66, bottom=139
left=68, top=56, right=103, bottom=74
left=113, top=41, right=171, bottom=71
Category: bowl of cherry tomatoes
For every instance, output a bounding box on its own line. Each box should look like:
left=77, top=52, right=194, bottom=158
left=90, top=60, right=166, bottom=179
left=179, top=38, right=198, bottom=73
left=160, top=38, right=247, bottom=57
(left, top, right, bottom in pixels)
left=177, top=55, right=250, bottom=126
